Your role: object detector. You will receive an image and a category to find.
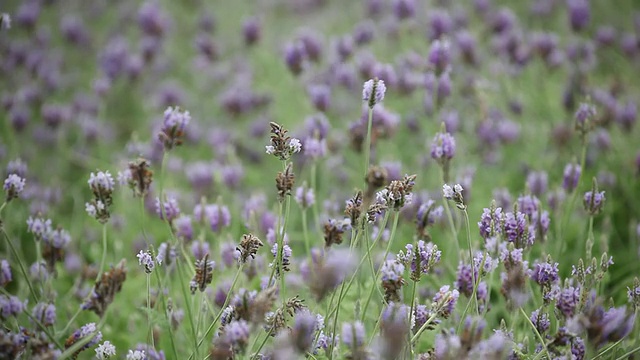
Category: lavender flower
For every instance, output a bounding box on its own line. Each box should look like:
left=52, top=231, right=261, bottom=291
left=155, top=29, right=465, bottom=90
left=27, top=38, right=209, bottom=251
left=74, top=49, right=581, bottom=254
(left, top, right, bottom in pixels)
left=155, top=196, right=180, bottom=223
left=26, top=216, right=52, bottom=240
left=65, top=323, right=103, bottom=356
left=399, top=240, right=441, bottom=281
left=294, top=185, right=315, bottom=209
left=478, top=204, right=503, bottom=240
left=126, top=350, right=145, bottom=360
left=362, top=78, right=386, bottom=108
left=32, top=302, right=56, bottom=326
left=137, top=250, right=155, bottom=274
left=191, top=241, right=209, bottom=260
left=428, top=39, right=451, bottom=75
left=158, top=106, right=191, bottom=150
left=443, top=184, right=465, bottom=210
left=87, top=170, right=115, bottom=223
left=0, top=295, right=26, bottom=318
left=290, top=310, right=318, bottom=353
left=205, top=204, right=232, bottom=232
left=526, top=171, right=548, bottom=196
left=342, top=321, right=365, bottom=348
left=0, top=259, right=11, bottom=286
left=529, top=260, right=559, bottom=287
left=96, top=341, right=116, bottom=360
left=430, top=131, right=456, bottom=162
left=190, top=254, right=214, bottom=294
left=504, top=211, right=534, bottom=248
left=224, top=320, right=251, bottom=353
left=174, top=215, right=193, bottom=241
left=95, top=341, right=116, bottom=359
left=530, top=308, right=550, bottom=335
left=567, top=0, right=590, bottom=32
left=563, top=163, right=581, bottom=193
left=381, top=260, right=405, bottom=302
left=433, top=285, right=459, bottom=319
left=3, top=174, right=25, bottom=201
left=575, top=102, right=596, bottom=132
left=628, top=278, right=640, bottom=311
left=0, top=13, right=10, bottom=30
left=556, top=286, right=580, bottom=318
left=265, top=122, right=301, bottom=161
left=583, top=189, right=605, bottom=215
left=270, top=243, right=292, bottom=275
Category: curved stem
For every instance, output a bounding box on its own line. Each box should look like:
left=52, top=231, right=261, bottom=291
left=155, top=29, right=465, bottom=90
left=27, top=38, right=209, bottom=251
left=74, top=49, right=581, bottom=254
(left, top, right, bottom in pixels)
left=361, top=211, right=400, bottom=321
left=363, top=107, right=374, bottom=183
left=153, top=267, right=178, bottom=359
left=586, top=215, right=595, bottom=260
left=1, top=228, right=39, bottom=302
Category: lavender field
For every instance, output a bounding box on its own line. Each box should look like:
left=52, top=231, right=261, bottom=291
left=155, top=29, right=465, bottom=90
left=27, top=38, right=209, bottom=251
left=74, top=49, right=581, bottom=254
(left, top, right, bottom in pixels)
left=1, top=0, right=640, bottom=359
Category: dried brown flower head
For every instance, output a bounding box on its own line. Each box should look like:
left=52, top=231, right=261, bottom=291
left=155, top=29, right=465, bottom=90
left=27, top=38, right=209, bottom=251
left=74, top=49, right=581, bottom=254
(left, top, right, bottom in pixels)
left=237, top=234, right=263, bottom=264
left=275, top=162, right=295, bottom=201
left=82, top=260, right=127, bottom=317
left=190, top=254, right=214, bottom=294
left=127, top=158, right=153, bottom=197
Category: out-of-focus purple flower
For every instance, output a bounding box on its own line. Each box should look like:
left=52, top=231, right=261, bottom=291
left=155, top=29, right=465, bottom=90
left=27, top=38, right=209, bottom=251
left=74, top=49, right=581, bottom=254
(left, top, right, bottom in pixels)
left=137, top=250, right=155, bottom=274
left=0, top=295, right=26, bottom=318
left=284, top=41, right=306, bottom=76
left=556, top=286, right=580, bottom=318
left=295, top=185, right=315, bottom=209
left=242, top=17, right=261, bottom=46
left=563, top=163, right=581, bottom=193
left=429, top=9, right=453, bottom=40
left=584, top=190, right=605, bottom=215
left=616, top=101, right=637, bottom=131
left=174, top=215, right=193, bottom=241
left=309, top=249, right=356, bottom=301
left=304, top=137, right=327, bottom=159
left=0, top=13, right=10, bottom=30
left=32, top=302, right=56, bottom=326
left=3, top=174, right=25, bottom=201
left=353, top=20, right=375, bottom=46
left=567, top=0, right=590, bottom=32
left=433, top=285, right=459, bottom=319
left=158, top=106, right=191, bottom=151
left=155, top=196, right=180, bottom=223
left=342, top=321, right=365, bottom=348
left=430, top=131, right=456, bottom=162
left=596, top=306, right=636, bottom=347
left=428, top=39, right=451, bottom=75
left=6, top=158, right=27, bottom=178
left=95, top=341, right=116, bottom=359
left=393, top=0, right=415, bottom=20
left=138, top=1, right=169, bottom=37
left=526, top=171, right=548, bottom=197
left=204, top=204, right=231, bottom=233
left=307, top=84, right=331, bottom=112
left=185, top=162, right=214, bottom=192
left=596, top=26, right=617, bottom=47
left=335, top=35, right=354, bottom=61
left=221, top=164, right=244, bottom=189
left=224, top=320, right=251, bottom=353
left=298, top=30, right=323, bottom=62
left=156, top=242, right=176, bottom=267
left=0, top=259, right=11, bottom=286
left=191, top=241, right=209, bottom=261
left=30, top=261, right=49, bottom=282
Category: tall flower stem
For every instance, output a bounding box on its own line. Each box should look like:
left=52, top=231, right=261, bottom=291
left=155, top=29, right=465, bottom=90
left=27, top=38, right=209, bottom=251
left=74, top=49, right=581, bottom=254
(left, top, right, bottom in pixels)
left=408, top=279, right=418, bottom=355
left=153, top=268, right=178, bottom=359
left=361, top=211, right=400, bottom=320
left=586, top=215, right=595, bottom=260
left=440, top=168, right=460, bottom=259
left=95, top=224, right=108, bottom=283
left=175, top=256, right=198, bottom=358
left=301, top=208, right=311, bottom=263
left=191, top=264, right=244, bottom=358
left=0, top=227, right=39, bottom=302
left=363, top=106, right=374, bottom=182
left=463, top=209, right=479, bottom=315
left=560, top=139, right=588, bottom=252
left=310, top=162, right=321, bottom=229
left=146, top=274, right=154, bottom=349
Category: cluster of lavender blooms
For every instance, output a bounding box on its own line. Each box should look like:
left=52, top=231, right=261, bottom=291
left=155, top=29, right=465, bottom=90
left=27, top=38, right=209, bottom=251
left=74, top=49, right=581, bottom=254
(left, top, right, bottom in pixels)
left=1, top=0, right=640, bottom=359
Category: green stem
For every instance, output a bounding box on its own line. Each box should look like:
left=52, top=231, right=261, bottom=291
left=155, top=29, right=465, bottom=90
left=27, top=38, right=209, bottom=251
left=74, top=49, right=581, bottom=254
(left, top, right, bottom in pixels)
left=408, top=280, right=418, bottom=356
left=520, top=307, right=551, bottom=360
left=57, top=311, right=109, bottom=360
left=586, top=215, right=595, bottom=260
left=361, top=211, right=400, bottom=321
left=301, top=208, right=311, bottom=263
left=147, top=274, right=155, bottom=350
left=153, top=267, right=179, bottom=359
left=363, top=106, right=374, bottom=183
left=0, top=228, right=39, bottom=302
left=176, top=255, right=198, bottom=358
left=463, top=209, right=479, bottom=316
left=95, top=224, right=108, bottom=284
left=559, top=139, right=588, bottom=253
left=310, top=162, right=321, bottom=230
left=191, top=264, right=244, bottom=358
left=440, top=168, right=460, bottom=259
left=411, top=311, right=440, bottom=344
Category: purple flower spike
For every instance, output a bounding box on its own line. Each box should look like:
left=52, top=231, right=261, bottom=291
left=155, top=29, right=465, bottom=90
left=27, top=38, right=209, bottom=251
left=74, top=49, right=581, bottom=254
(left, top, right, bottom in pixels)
left=3, top=174, right=26, bottom=202
left=567, top=0, right=590, bottom=32
left=362, top=78, right=386, bottom=108
left=562, top=163, right=581, bottom=193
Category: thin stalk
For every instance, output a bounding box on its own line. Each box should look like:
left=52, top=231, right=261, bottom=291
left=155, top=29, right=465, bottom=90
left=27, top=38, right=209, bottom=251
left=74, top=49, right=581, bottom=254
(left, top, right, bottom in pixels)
left=301, top=208, right=311, bottom=263
left=310, top=162, right=321, bottom=229
left=251, top=330, right=274, bottom=360
left=95, top=224, right=108, bottom=284
left=147, top=274, right=155, bottom=350
left=191, top=264, right=244, bottom=357
left=1, top=228, right=39, bottom=302
left=361, top=211, right=400, bottom=319
left=329, top=279, right=348, bottom=360
left=559, top=139, right=588, bottom=251
left=194, top=290, right=205, bottom=358
left=463, top=209, right=479, bottom=315
left=586, top=215, right=595, bottom=260
left=140, top=197, right=151, bottom=244
left=408, top=280, right=418, bottom=356
left=520, top=307, right=550, bottom=360
left=153, top=267, right=179, bottom=359
left=363, top=106, right=374, bottom=182
left=411, top=311, right=440, bottom=344
left=440, top=168, right=460, bottom=259
left=175, top=256, right=198, bottom=358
